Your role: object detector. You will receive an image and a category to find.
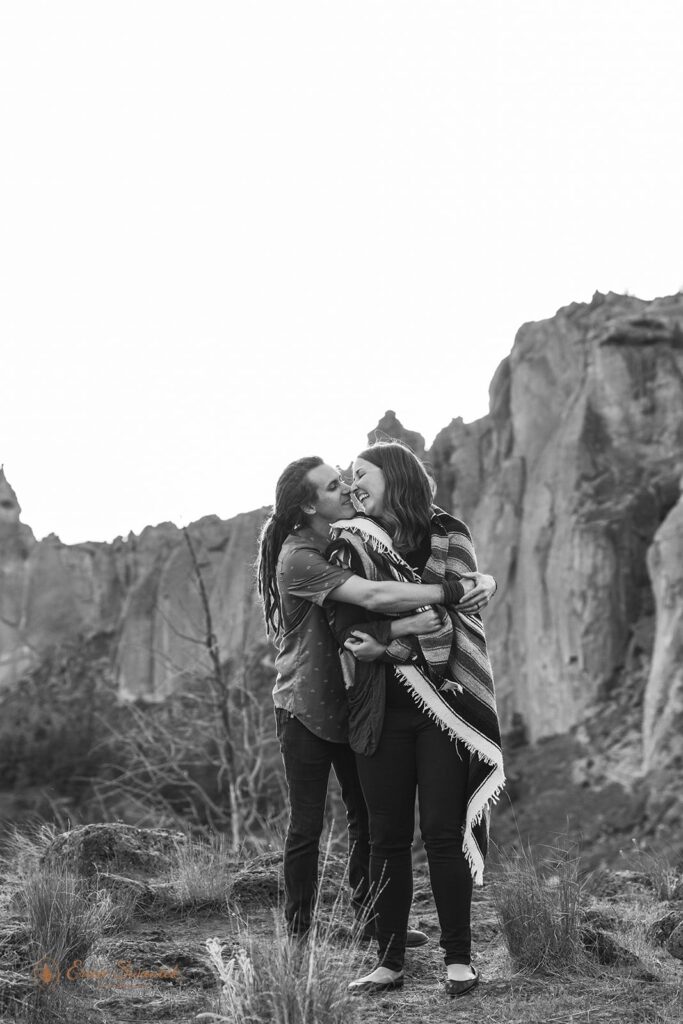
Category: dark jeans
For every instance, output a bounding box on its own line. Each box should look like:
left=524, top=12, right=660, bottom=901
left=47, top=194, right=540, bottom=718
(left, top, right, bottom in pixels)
left=355, top=704, right=473, bottom=971
left=275, top=709, right=370, bottom=935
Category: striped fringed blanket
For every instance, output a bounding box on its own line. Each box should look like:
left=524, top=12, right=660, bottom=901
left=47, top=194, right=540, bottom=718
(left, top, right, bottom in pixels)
left=328, top=511, right=505, bottom=886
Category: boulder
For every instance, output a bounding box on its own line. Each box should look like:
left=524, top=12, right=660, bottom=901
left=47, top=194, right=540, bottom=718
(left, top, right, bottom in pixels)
left=40, top=824, right=186, bottom=878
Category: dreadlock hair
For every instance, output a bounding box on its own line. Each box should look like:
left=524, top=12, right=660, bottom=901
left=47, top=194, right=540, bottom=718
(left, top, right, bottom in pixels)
left=355, top=440, right=432, bottom=552
left=256, top=456, right=323, bottom=636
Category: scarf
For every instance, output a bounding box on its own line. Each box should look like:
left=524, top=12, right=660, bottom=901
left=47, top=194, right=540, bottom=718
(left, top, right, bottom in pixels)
left=328, top=511, right=505, bottom=886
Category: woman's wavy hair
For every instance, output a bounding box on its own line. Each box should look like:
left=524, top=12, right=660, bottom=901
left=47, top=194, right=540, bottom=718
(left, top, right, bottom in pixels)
left=355, top=441, right=432, bottom=551
left=256, top=456, right=323, bottom=636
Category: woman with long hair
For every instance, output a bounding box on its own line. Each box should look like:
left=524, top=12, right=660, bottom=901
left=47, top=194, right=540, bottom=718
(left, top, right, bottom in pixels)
left=325, top=441, right=504, bottom=997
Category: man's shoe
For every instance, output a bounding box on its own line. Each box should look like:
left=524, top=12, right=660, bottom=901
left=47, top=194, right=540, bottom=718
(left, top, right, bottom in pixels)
left=445, top=966, right=479, bottom=997
left=349, top=970, right=404, bottom=994
left=359, top=926, right=428, bottom=948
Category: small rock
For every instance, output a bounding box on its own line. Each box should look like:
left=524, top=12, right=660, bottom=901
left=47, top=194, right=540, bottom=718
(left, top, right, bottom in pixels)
left=666, top=921, right=683, bottom=960
left=646, top=908, right=683, bottom=946
left=581, top=927, right=639, bottom=966
left=582, top=907, right=621, bottom=931
left=589, top=869, right=652, bottom=899
left=230, top=866, right=281, bottom=907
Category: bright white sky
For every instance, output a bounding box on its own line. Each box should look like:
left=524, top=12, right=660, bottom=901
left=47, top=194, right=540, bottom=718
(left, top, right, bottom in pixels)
left=2, top=1, right=682, bottom=544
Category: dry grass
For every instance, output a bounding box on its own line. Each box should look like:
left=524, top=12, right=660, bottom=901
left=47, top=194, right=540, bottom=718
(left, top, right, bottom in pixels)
left=201, top=917, right=363, bottom=1024
left=489, top=837, right=589, bottom=975
left=0, top=823, right=135, bottom=1023
left=14, top=863, right=121, bottom=976
left=3, top=823, right=682, bottom=1024
left=165, top=832, right=234, bottom=912
left=0, top=820, right=59, bottom=875
left=476, top=975, right=683, bottom=1024
left=622, top=839, right=683, bottom=901
left=198, top=838, right=370, bottom=1023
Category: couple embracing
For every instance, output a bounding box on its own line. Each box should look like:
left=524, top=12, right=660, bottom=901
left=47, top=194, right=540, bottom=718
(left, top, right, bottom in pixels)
left=256, top=441, right=505, bottom=998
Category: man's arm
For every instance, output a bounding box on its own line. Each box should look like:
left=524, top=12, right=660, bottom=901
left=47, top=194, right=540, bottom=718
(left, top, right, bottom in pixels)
left=327, top=575, right=445, bottom=613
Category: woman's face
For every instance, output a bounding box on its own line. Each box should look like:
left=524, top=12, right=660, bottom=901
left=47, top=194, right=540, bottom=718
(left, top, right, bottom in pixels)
left=352, top=458, right=386, bottom=519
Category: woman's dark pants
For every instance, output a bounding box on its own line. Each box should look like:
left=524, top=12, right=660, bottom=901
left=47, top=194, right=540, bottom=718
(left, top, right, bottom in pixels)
left=276, top=709, right=370, bottom=935
left=355, top=704, right=473, bottom=971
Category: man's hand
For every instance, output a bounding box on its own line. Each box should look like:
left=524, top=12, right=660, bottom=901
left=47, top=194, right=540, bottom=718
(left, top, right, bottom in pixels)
left=456, top=572, right=496, bottom=614
left=344, top=631, right=387, bottom=662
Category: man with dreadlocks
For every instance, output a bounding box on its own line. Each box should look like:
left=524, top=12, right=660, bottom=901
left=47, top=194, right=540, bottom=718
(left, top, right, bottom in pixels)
left=256, top=456, right=490, bottom=941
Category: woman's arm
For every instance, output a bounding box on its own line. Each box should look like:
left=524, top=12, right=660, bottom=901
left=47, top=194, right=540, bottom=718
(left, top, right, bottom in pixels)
left=343, top=609, right=442, bottom=662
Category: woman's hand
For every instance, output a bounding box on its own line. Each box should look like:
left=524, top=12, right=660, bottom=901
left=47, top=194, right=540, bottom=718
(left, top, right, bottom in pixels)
left=409, top=608, right=442, bottom=634
left=456, top=572, right=497, bottom=615
left=389, top=608, right=442, bottom=639
left=344, top=631, right=387, bottom=662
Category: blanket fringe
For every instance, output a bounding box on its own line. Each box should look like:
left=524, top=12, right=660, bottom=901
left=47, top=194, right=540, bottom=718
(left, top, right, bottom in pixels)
left=394, top=663, right=506, bottom=886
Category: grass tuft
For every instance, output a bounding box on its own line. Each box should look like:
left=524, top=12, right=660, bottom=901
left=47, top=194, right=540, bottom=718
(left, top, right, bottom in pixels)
left=199, top=834, right=368, bottom=1023
left=15, top=862, right=120, bottom=974
left=166, top=832, right=234, bottom=911
left=201, top=918, right=360, bottom=1024
left=490, top=836, right=589, bottom=974
left=0, top=821, right=59, bottom=877
left=622, top=839, right=682, bottom=901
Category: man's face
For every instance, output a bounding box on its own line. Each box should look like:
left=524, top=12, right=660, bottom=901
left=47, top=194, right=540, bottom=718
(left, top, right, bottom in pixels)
left=304, top=463, right=354, bottom=524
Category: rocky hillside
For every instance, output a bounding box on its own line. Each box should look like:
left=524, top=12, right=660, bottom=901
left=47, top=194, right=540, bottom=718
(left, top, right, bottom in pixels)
left=0, top=475, right=269, bottom=699
left=1, top=290, right=682, bottom=845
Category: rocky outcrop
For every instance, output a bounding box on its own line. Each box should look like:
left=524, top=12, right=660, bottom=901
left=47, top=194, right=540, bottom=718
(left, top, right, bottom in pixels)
left=426, top=293, right=683, bottom=764
left=369, top=410, right=426, bottom=457
left=643, top=485, right=683, bottom=774
left=115, top=510, right=269, bottom=699
left=0, top=476, right=269, bottom=696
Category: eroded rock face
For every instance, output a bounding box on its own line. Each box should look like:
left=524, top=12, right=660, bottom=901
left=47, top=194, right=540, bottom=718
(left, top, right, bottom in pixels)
left=643, top=487, right=683, bottom=774
left=0, top=486, right=269, bottom=696
left=428, top=293, right=683, bottom=751
left=115, top=510, right=269, bottom=699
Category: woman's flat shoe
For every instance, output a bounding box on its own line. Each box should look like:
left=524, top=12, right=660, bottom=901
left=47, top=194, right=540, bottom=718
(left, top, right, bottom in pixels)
left=445, top=967, right=479, bottom=997
left=349, top=973, right=404, bottom=994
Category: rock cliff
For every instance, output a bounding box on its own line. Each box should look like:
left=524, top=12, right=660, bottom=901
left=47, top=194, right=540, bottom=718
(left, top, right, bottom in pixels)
left=0, top=472, right=269, bottom=697
left=426, top=291, right=683, bottom=797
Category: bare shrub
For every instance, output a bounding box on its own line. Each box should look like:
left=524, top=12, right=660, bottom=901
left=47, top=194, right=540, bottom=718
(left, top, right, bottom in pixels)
left=0, top=634, right=119, bottom=829
left=93, top=655, right=286, bottom=844
left=92, top=526, right=286, bottom=848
